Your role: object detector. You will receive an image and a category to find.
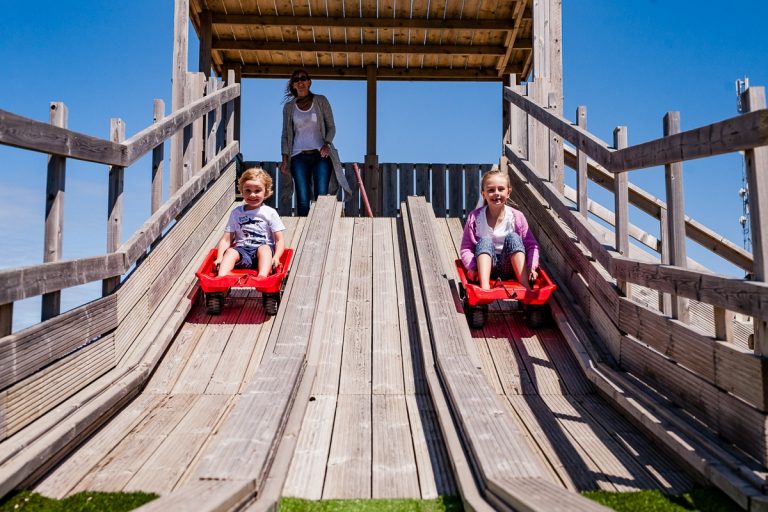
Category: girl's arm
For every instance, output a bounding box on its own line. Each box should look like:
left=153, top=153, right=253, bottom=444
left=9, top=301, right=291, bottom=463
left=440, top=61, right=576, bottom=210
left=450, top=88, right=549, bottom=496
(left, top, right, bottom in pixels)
left=214, top=232, right=233, bottom=267
left=272, top=230, right=285, bottom=268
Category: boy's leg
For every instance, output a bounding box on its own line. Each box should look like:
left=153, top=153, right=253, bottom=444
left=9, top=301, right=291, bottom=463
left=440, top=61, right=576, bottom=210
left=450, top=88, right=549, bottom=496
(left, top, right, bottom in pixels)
left=291, top=154, right=312, bottom=216
left=217, top=248, right=242, bottom=276
left=255, top=245, right=274, bottom=277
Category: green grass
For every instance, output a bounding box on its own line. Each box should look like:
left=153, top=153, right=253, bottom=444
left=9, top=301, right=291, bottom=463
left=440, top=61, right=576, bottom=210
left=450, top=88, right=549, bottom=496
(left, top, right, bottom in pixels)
left=0, top=491, right=158, bottom=512
left=583, top=487, right=741, bottom=511
left=277, top=496, right=464, bottom=512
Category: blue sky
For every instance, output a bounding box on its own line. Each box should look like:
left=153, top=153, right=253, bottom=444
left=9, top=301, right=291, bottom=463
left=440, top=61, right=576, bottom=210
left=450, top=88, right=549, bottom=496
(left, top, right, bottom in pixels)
left=1, top=1, right=766, bottom=330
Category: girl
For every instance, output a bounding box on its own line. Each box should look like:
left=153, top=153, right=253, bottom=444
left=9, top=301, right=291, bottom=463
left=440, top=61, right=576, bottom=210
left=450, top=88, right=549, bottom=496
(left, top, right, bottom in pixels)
left=215, top=168, right=286, bottom=277
left=460, top=169, right=539, bottom=290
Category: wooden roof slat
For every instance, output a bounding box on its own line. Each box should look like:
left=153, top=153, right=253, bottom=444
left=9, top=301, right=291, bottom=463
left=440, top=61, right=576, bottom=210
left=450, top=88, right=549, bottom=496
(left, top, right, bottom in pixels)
left=240, top=63, right=522, bottom=79
left=214, top=39, right=509, bottom=55
left=212, top=13, right=522, bottom=30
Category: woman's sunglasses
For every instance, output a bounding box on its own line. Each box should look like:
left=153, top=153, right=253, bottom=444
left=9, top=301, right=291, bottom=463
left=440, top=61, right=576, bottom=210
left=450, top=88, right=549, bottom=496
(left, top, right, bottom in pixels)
left=291, top=76, right=309, bottom=83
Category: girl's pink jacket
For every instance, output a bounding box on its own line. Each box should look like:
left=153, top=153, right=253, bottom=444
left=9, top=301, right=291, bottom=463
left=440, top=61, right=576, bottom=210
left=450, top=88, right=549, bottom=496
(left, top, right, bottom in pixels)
left=459, top=205, right=540, bottom=272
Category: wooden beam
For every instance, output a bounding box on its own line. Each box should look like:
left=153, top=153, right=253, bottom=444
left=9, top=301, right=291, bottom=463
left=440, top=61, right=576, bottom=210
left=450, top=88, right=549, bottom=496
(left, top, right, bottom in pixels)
left=198, top=9, right=212, bottom=77
left=103, top=118, right=125, bottom=296
left=743, top=86, right=768, bottom=355
left=151, top=100, right=164, bottom=214
left=663, top=112, right=690, bottom=324
left=0, top=304, right=11, bottom=338
left=42, top=102, right=68, bottom=321
left=365, top=65, right=380, bottom=216
left=213, top=39, right=508, bottom=56
left=496, top=0, right=527, bottom=75
left=241, top=64, right=522, bottom=81
left=0, top=109, right=125, bottom=166
left=211, top=14, right=528, bottom=31
left=613, top=126, right=630, bottom=297
left=171, top=0, right=189, bottom=194
left=576, top=106, right=588, bottom=216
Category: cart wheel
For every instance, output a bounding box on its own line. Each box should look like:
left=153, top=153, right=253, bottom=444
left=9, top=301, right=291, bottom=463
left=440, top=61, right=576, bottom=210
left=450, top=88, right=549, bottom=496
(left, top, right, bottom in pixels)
left=464, top=299, right=488, bottom=329
left=263, top=293, right=280, bottom=316
left=205, top=292, right=224, bottom=315
left=525, top=304, right=549, bottom=329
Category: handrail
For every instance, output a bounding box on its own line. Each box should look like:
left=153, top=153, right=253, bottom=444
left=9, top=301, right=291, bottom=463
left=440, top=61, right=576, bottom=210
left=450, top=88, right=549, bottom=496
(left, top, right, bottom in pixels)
left=504, top=86, right=768, bottom=173
left=0, top=83, right=240, bottom=167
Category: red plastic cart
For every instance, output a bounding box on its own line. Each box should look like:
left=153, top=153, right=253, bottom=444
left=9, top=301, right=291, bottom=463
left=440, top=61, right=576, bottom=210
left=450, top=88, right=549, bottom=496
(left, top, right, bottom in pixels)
left=195, top=248, right=294, bottom=315
left=455, top=259, right=557, bottom=329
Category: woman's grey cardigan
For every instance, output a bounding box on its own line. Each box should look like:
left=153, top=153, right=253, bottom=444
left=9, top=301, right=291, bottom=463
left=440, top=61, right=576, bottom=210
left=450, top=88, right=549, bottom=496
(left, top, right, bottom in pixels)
left=281, top=94, right=353, bottom=196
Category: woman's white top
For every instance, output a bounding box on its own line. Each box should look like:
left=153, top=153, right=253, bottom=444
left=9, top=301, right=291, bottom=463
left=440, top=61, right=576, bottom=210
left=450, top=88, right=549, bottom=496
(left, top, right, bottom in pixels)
left=291, top=102, right=325, bottom=156
left=476, top=205, right=515, bottom=253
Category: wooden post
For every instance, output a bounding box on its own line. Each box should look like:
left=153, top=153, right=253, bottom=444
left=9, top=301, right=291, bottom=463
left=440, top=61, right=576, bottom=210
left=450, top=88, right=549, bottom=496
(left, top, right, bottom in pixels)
left=501, top=74, right=513, bottom=170
left=365, top=64, right=380, bottom=216
left=576, top=106, right=588, bottom=216
left=192, top=72, right=205, bottom=175
left=0, top=303, right=11, bottom=337
left=613, top=126, right=629, bottom=296
left=103, top=118, right=125, bottom=296
left=205, top=76, right=218, bottom=166
left=510, top=81, right=528, bottom=161
left=170, top=0, right=189, bottom=195
left=233, top=63, right=242, bottom=144
left=548, top=91, right=563, bottom=193
left=663, top=112, right=691, bottom=324
left=658, top=207, right=672, bottom=314
left=742, top=86, right=768, bottom=354
left=198, top=9, right=212, bottom=78
left=225, top=69, right=235, bottom=146
left=42, top=101, right=68, bottom=321
left=152, top=99, right=164, bottom=214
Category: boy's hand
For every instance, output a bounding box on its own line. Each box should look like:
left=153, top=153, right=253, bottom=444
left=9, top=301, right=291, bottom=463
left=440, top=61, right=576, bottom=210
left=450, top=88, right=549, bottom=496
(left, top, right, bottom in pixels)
left=272, top=255, right=281, bottom=270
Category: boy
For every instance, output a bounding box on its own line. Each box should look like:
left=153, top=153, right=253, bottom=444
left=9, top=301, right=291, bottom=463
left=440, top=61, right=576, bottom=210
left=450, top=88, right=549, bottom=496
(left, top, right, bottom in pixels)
left=215, top=168, right=285, bottom=277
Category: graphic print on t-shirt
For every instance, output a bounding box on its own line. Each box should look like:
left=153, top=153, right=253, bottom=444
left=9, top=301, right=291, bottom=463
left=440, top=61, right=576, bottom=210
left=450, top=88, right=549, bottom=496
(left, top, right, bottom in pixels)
left=236, top=215, right=270, bottom=250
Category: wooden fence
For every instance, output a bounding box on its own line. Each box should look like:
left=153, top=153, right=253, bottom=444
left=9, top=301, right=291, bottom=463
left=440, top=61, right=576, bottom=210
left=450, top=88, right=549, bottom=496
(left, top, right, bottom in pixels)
left=0, top=68, right=239, bottom=466
left=241, top=161, right=492, bottom=219
left=502, top=79, right=768, bottom=470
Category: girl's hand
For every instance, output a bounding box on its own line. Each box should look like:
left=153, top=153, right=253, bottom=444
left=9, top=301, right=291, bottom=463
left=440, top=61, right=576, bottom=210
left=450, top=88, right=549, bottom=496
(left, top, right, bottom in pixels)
left=320, top=143, right=330, bottom=158
left=526, top=268, right=539, bottom=290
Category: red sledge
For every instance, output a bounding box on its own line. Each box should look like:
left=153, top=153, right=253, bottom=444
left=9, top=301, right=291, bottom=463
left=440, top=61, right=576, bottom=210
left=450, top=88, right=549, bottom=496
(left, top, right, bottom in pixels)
left=195, top=248, right=294, bottom=315
left=455, top=259, right=557, bottom=329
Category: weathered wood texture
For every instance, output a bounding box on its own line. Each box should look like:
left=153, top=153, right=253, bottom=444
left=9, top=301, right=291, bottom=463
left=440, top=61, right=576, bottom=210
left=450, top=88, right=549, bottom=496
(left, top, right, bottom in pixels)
left=0, top=84, right=239, bottom=168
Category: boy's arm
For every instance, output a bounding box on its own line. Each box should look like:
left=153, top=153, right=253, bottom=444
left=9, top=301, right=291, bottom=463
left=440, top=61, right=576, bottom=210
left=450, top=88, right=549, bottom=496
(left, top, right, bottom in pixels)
left=214, top=232, right=232, bottom=266
left=272, top=230, right=285, bottom=267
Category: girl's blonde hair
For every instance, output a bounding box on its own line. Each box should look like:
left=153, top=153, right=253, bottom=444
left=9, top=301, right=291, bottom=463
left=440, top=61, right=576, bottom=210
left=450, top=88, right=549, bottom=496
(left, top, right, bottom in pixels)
left=480, top=169, right=511, bottom=205
left=238, top=167, right=274, bottom=199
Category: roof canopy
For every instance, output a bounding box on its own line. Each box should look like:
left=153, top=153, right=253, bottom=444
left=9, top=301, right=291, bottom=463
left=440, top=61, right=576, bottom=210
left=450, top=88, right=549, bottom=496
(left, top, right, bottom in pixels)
left=190, top=0, right=533, bottom=81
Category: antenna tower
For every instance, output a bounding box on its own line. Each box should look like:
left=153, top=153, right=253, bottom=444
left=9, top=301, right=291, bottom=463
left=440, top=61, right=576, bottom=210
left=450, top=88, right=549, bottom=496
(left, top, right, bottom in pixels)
left=736, top=77, right=751, bottom=253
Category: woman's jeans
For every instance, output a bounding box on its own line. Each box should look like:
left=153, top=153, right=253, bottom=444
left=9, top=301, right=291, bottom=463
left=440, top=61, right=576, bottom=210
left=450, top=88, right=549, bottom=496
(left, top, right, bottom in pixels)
left=290, top=152, right=332, bottom=216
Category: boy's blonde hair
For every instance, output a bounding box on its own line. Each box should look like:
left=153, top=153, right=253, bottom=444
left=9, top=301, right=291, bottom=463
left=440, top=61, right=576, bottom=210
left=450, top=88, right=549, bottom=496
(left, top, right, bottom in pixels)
left=238, top=167, right=274, bottom=199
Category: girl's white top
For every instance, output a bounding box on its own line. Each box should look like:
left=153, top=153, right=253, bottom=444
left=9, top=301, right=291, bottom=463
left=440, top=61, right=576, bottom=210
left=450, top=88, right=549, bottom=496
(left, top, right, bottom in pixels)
left=476, top=205, right=515, bottom=253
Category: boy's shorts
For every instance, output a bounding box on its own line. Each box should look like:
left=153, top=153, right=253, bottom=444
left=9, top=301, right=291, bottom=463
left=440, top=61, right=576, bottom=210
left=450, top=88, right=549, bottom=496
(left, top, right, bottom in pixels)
left=234, top=244, right=274, bottom=269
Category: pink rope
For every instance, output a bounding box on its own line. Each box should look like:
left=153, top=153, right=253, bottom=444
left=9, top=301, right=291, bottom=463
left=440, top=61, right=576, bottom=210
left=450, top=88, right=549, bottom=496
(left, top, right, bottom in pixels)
left=352, top=163, right=374, bottom=217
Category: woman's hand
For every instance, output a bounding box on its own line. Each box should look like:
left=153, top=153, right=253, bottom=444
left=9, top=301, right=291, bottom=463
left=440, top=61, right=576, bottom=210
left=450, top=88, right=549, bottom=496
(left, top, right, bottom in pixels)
left=320, top=143, right=330, bottom=158
left=280, top=160, right=289, bottom=175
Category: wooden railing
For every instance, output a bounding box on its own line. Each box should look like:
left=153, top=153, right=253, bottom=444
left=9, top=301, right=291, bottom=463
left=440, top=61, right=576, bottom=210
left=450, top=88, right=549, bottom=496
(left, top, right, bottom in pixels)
left=502, top=80, right=768, bottom=470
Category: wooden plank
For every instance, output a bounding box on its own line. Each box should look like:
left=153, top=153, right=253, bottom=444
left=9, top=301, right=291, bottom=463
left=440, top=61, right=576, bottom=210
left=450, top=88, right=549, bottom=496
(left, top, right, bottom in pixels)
left=372, top=219, right=405, bottom=395
left=398, top=163, right=415, bottom=204
left=405, top=395, right=457, bottom=498
left=381, top=163, right=398, bottom=217
left=103, top=118, right=125, bottom=297
left=33, top=393, right=164, bottom=499
left=613, top=126, right=629, bottom=297
left=310, top=218, right=355, bottom=395
left=124, top=395, right=231, bottom=494
left=464, top=164, right=482, bottom=215
left=0, top=304, right=10, bottom=338
left=339, top=219, right=373, bottom=394
left=0, top=295, right=117, bottom=389
left=414, top=163, right=430, bottom=199
left=372, top=394, right=420, bottom=498
left=41, top=102, right=68, bottom=320
left=481, top=317, right=535, bottom=396
left=212, top=13, right=516, bottom=30
left=73, top=394, right=197, bottom=492
left=0, top=336, right=115, bottom=439
left=151, top=100, right=165, bottom=214
left=323, top=394, right=372, bottom=498
left=0, top=109, right=125, bottom=166
left=431, top=163, right=446, bottom=217
left=282, top=395, right=337, bottom=499
left=448, top=164, right=463, bottom=217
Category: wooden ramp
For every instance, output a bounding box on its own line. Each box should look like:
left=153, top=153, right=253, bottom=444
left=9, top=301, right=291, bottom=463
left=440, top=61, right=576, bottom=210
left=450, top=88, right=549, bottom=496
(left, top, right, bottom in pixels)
left=26, top=197, right=695, bottom=511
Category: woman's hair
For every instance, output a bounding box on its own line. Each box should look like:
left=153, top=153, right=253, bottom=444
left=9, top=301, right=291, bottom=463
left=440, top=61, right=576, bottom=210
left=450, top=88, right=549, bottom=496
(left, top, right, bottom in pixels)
left=480, top=169, right=511, bottom=205
left=238, top=167, right=274, bottom=199
left=283, top=68, right=314, bottom=102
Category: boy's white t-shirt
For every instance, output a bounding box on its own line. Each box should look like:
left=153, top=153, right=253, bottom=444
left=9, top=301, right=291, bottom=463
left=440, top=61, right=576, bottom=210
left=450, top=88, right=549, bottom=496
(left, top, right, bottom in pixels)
left=476, top=205, right=515, bottom=253
left=225, top=204, right=285, bottom=251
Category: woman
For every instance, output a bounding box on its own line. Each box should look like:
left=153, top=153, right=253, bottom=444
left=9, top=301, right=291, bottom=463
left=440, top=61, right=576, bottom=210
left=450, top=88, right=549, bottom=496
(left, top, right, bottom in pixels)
left=280, top=69, right=352, bottom=216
